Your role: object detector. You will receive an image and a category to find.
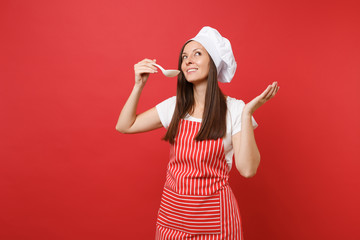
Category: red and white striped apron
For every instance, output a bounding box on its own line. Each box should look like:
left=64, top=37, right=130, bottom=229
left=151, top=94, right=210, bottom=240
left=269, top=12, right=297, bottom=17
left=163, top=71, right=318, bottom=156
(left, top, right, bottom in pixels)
left=156, top=119, right=244, bottom=239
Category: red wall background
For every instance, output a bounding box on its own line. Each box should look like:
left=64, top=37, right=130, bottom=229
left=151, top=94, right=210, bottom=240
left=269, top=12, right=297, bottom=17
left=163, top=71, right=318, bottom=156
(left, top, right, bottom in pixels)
left=1, top=0, right=359, bottom=239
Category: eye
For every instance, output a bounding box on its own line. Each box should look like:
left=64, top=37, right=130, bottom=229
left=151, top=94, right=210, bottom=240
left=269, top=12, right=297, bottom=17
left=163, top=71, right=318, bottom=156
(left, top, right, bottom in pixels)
left=195, top=51, right=201, bottom=56
left=182, top=55, right=187, bottom=59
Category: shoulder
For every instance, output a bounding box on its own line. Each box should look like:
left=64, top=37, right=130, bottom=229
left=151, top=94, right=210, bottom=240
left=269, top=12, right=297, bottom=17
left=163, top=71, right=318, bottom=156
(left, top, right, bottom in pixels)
left=156, top=96, right=176, bottom=129
left=168, top=96, right=176, bottom=103
left=226, top=96, right=259, bottom=132
left=226, top=96, right=245, bottom=111
left=156, top=96, right=176, bottom=108
left=161, top=95, right=176, bottom=104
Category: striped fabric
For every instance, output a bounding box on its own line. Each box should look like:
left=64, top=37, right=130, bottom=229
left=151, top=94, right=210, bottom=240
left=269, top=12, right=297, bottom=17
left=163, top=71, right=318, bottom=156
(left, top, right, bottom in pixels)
left=165, top=119, right=229, bottom=196
left=158, top=187, right=221, bottom=234
left=156, top=119, right=243, bottom=239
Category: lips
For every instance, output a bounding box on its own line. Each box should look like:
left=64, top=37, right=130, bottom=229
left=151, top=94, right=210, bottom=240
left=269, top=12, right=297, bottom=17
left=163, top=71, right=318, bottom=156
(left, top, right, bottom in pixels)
left=187, top=68, right=198, bottom=73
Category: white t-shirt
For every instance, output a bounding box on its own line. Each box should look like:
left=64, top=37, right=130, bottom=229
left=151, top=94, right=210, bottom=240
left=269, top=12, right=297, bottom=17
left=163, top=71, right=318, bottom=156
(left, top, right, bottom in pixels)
left=156, top=96, right=258, bottom=170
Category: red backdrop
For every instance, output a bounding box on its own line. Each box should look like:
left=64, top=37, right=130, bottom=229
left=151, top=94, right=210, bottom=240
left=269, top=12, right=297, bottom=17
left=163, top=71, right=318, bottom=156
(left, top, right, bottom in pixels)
left=1, top=0, right=359, bottom=239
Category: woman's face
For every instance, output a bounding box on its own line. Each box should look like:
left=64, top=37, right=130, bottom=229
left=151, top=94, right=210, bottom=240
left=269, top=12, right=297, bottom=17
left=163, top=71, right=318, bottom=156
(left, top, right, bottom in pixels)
left=181, top=41, right=210, bottom=84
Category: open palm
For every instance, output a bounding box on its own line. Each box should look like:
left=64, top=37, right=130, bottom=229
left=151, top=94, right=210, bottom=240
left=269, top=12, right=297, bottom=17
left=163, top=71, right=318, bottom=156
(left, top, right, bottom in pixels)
left=244, top=81, right=280, bottom=115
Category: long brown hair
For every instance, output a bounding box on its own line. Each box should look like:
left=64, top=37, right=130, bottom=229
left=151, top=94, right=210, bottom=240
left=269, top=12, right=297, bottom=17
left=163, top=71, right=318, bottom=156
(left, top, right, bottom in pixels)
left=163, top=41, right=227, bottom=144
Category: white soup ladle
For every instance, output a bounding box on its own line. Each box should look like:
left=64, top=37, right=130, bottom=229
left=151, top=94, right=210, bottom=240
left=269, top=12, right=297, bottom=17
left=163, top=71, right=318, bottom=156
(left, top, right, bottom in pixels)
left=153, top=63, right=180, bottom=77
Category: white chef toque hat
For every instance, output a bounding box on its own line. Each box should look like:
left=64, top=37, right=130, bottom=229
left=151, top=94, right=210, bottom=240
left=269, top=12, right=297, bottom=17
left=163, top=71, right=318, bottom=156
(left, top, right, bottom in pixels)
left=189, top=26, right=237, bottom=83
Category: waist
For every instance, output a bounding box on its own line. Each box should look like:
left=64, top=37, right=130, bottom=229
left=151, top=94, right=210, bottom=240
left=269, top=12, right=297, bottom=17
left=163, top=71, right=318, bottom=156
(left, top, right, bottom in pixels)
left=164, top=175, right=229, bottom=196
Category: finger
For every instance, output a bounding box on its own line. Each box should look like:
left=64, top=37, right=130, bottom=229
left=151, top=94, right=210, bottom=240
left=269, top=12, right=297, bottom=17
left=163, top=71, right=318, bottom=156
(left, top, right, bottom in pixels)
left=264, top=84, right=277, bottom=100
left=141, top=58, right=157, bottom=64
left=137, top=62, right=158, bottom=72
left=260, top=85, right=272, bottom=99
left=136, top=66, right=157, bottom=73
left=135, top=59, right=154, bottom=68
left=136, top=66, right=157, bottom=74
left=139, top=64, right=158, bottom=72
left=273, top=86, right=280, bottom=97
left=274, top=86, right=279, bottom=95
left=135, top=63, right=157, bottom=70
left=268, top=85, right=280, bottom=100
left=267, top=86, right=277, bottom=99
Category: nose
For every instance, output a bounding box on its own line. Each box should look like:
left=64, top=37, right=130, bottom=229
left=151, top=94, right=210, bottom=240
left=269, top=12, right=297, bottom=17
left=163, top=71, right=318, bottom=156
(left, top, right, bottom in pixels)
left=184, top=56, right=193, bottom=65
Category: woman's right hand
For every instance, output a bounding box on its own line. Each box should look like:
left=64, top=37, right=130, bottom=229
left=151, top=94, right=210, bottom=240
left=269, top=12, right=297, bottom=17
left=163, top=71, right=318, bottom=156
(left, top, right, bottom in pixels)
left=134, top=58, right=158, bottom=87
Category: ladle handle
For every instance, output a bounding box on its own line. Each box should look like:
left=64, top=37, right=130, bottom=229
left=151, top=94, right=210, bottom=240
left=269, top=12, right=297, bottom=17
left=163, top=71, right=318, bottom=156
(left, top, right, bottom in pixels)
left=153, top=63, right=165, bottom=72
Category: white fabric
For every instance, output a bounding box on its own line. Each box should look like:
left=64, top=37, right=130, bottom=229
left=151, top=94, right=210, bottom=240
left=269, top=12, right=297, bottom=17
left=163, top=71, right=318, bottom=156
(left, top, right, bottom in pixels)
left=189, top=26, right=237, bottom=83
left=156, top=96, right=258, bottom=170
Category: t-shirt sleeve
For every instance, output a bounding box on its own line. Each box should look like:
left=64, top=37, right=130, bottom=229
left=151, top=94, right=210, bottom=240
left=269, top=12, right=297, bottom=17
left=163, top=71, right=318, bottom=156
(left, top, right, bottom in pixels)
left=155, top=96, right=176, bottom=129
left=231, top=99, right=258, bottom=135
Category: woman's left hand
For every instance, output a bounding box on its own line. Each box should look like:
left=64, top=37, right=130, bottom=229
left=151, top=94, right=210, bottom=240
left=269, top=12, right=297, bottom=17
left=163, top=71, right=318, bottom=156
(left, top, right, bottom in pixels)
left=243, top=81, right=280, bottom=115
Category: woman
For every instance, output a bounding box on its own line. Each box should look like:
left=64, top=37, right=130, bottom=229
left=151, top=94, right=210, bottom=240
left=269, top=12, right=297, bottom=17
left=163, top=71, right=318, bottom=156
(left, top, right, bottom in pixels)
left=116, top=26, right=279, bottom=239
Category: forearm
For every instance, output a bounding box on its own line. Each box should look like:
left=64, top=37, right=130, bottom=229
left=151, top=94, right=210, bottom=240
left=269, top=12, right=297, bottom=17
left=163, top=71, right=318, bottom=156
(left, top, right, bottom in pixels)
left=235, top=113, right=260, bottom=177
left=115, top=84, right=144, bottom=133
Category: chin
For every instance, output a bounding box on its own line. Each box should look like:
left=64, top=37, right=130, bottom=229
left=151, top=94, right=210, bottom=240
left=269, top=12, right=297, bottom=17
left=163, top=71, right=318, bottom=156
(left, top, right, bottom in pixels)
left=186, top=77, right=207, bottom=84
left=185, top=74, right=207, bottom=83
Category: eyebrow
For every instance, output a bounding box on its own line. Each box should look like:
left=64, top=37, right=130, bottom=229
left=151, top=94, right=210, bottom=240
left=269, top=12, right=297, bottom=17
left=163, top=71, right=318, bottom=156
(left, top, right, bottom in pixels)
left=182, top=48, right=202, bottom=55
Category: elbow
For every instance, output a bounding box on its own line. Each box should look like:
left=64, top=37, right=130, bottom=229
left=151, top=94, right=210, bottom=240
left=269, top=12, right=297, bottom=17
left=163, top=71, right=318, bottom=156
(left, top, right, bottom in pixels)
left=115, top=126, right=128, bottom=134
left=243, top=170, right=257, bottom=178
left=237, top=155, right=260, bottom=178
left=236, top=166, right=257, bottom=178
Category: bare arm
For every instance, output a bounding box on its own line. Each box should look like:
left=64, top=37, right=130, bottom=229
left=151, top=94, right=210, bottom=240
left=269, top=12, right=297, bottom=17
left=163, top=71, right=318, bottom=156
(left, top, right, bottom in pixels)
left=232, top=81, right=280, bottom=178
left=232, top=114, right=260, bottom=178
left=115, top=59, right=163, bottom=134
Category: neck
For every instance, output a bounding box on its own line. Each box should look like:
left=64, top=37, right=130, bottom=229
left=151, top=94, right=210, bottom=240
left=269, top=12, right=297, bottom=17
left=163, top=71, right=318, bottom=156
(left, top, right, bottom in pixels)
left=192, top=80, right=207, bottom=108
